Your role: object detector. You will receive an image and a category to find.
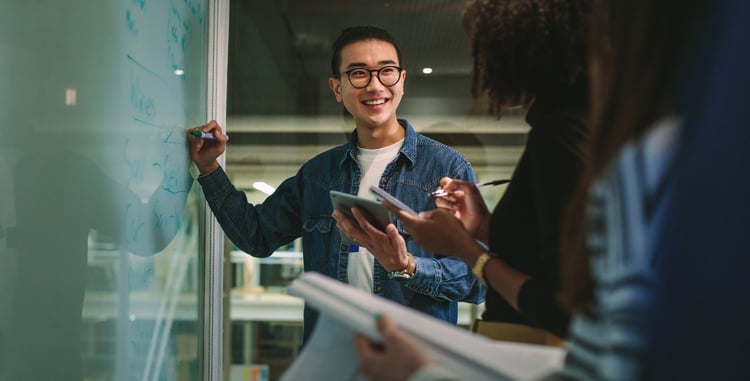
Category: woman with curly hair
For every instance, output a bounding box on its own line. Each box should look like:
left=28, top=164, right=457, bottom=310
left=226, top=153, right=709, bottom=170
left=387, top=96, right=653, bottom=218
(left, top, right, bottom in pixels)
left=379, top=0, right=591, bottom=344
left=454, top=0, right=590, bottom=341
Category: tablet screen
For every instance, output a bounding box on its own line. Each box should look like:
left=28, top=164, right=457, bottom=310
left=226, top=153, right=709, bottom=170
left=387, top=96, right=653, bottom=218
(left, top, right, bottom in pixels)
left=329, top=190, right=391, bottom=238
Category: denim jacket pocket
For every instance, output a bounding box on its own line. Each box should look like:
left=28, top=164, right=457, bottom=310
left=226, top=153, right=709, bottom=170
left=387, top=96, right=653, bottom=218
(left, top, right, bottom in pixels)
left=302, top=215, right=335, bottom=234
left=302, top=215, right=337, bottom=273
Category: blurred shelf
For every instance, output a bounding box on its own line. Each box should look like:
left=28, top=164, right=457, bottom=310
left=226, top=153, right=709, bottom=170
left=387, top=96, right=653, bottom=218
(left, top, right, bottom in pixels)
left=82, top=289, right=479, bottom=325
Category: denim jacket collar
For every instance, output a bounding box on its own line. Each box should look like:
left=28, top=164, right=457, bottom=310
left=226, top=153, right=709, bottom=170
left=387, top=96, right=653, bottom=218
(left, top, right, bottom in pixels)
left=340, top=119, right=418, bottom=169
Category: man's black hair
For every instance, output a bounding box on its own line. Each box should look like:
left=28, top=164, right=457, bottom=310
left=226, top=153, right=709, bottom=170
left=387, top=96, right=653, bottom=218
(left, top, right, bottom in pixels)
left=330, top=26, right=402, bottom=75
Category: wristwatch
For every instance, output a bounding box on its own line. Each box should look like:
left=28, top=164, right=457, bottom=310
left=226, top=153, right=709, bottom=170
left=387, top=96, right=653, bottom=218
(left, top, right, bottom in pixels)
left=388, top=254, right=416, bottom=280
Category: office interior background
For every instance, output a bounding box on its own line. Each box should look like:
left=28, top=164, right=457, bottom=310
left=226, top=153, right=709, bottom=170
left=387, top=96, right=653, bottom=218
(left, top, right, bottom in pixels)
left=222, top=1, right=527, bottom=380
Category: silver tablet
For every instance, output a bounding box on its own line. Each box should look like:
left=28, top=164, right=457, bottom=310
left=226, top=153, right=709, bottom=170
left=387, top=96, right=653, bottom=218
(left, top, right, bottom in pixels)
left=330, top=190, right=392, bottom=238
left=368, top=186, right=419, bottom=216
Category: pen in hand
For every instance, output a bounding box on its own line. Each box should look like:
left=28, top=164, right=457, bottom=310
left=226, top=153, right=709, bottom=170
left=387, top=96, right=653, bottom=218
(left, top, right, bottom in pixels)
left=191, top=130, right=229, bottom=141
left=430, top=179, right=510, bottom=198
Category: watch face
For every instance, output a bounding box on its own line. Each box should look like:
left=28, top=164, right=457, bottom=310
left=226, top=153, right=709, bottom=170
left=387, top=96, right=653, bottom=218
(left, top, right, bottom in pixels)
left=388, top=270, right=412, bottom=280
left=388, top=254, right=416, bottom=280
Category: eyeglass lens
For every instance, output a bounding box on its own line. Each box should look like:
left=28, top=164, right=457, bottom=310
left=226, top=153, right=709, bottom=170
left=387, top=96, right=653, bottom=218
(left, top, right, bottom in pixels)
left=347, top=66, right=401, bottom=88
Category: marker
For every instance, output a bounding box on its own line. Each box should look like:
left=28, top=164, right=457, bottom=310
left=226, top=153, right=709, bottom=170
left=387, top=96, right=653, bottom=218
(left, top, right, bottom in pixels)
left=191, top=130, right=229, bottom=140
left=430, top=179, right=510, bottom=197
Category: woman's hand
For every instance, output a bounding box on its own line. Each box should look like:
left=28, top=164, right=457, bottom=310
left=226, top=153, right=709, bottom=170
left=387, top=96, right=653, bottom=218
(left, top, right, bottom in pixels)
left=355, top=315, right=433, bottom=381
left=384, top=205, right=478, bottom=259
left=433, top=177, right=491, bottom=242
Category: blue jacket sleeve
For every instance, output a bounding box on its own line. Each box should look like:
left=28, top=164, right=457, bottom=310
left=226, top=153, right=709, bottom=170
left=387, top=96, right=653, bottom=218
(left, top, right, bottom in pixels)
left=400, top=160, right=486, bottom=304
left=198, top=166, right=302, bottom=257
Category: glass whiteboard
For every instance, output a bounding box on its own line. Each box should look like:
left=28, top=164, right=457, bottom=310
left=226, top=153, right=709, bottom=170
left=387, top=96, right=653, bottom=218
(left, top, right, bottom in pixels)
left=0, top=1, right=213, bottom=380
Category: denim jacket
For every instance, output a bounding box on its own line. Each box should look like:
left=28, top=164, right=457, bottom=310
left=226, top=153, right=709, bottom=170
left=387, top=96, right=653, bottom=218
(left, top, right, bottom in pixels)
left=198, top=119, right=485, bottom=340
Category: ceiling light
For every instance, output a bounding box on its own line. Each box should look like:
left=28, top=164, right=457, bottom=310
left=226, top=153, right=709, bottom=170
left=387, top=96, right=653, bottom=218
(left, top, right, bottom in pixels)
left=421, top=67, right=433, bottom=75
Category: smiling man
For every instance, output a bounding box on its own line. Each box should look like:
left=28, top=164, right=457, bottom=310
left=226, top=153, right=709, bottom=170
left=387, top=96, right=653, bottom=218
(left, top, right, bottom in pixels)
left=188, top=26, right=484, bottom=342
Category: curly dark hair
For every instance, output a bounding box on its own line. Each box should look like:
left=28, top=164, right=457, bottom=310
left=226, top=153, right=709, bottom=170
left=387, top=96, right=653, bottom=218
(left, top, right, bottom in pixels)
left=462, top=0, right=591, bottom=113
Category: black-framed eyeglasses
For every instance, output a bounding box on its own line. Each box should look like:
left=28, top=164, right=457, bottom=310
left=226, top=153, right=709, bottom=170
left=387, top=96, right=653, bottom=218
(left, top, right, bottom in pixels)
left=335, top=66, right=403, bottom=89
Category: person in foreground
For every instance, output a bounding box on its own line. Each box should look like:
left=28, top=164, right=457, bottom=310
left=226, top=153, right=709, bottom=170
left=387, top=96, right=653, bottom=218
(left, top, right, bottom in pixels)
left=343, top=0, right=591, bottom=344
left=187, top=26, right=483, bottom=342
left=553, top=0, right=700, bottom=378
left=354, top=0, right=705, bottom=380
left=644, top=0, right=747, bottom=380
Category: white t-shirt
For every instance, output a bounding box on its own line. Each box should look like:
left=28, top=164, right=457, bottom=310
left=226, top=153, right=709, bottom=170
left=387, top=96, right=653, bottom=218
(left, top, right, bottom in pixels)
left=347, top=138, right=403, bottom=293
